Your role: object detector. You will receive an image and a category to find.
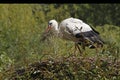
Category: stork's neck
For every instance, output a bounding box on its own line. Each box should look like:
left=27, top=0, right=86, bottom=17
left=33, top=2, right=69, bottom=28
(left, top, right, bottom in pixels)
left=55, top=23, right=59, bottom=31
left=53, top=22, right=59, bottom=33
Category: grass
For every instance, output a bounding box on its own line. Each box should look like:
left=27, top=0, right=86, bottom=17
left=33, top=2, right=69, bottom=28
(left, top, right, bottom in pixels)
left=0, top=4, right=120, bottom=79
left=0, top=24, right=120, bottom=80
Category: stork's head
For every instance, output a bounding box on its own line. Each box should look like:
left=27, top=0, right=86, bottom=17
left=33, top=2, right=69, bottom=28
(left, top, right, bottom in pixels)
left=45, top=19, right=58, bottom=33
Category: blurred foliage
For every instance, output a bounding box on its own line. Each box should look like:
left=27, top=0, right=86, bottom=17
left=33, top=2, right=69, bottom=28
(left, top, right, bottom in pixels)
left=0, top=4, right=120, bottom=79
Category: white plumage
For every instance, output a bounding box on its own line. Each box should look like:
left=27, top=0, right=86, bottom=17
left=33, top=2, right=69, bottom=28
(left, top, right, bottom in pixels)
left=59, top=18, right=93, bottom=42
left=44, top=17, right=104, bottom=53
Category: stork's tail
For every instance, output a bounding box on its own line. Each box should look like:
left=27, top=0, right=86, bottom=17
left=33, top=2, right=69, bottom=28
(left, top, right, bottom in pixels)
left=84, top=31, right=104, bottom=48
left=76, top=30, right=104, bottom=49
left=87, top=32, right=104, bottom=46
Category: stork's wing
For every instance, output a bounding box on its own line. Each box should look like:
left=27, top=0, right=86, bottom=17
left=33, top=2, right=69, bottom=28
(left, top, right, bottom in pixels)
left=59, top=17, right=104, bottom=47
left=66, top=17, right=83, bottom=24
left=75, top=30, right=104, bottom=46
left=90, top=26, right=100, bottom=34
left=64, top=18, right=104, bottom=43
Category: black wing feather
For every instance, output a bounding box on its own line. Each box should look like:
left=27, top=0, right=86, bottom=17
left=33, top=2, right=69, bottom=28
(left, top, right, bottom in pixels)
left=75, top=30, right=104, bottom=46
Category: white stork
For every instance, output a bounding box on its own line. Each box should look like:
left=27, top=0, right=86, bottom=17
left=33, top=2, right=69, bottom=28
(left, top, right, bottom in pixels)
left=44, top=17, right=104, bottom=54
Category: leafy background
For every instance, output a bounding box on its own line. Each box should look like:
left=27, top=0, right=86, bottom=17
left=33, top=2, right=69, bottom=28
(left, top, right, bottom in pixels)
left=0, top=4, right=120, bottom=79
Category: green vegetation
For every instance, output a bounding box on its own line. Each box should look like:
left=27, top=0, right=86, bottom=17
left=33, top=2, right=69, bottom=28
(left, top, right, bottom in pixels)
left=0, top=4, right=120, bottom=79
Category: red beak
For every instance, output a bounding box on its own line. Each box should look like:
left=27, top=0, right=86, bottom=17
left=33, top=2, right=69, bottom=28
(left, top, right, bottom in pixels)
left=45, top=25, right=51, bottom=33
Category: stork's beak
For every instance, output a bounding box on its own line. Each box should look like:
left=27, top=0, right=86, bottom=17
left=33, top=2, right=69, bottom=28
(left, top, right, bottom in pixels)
left=45, top=25, right=51, bottom=33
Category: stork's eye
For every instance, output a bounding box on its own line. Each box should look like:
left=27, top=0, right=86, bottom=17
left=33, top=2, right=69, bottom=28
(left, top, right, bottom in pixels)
left=49, top=23, right=52, bottom=25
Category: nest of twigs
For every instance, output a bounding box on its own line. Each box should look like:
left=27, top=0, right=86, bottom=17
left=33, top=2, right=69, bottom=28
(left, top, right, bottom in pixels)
left=6, top=56, right=120, bottom=80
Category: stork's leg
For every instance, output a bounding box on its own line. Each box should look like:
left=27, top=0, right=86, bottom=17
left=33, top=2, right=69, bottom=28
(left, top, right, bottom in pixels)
left=95, top=46, right=98, bottom=53
left=73, top=43, right=77, bottom=55
left=76, top=44, right=82, bottom=54
left=73, top=43, right=82, bottom=56
left=95, top=43, right=99, bottom=53
left=95, top=43, right=101, bottom=58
